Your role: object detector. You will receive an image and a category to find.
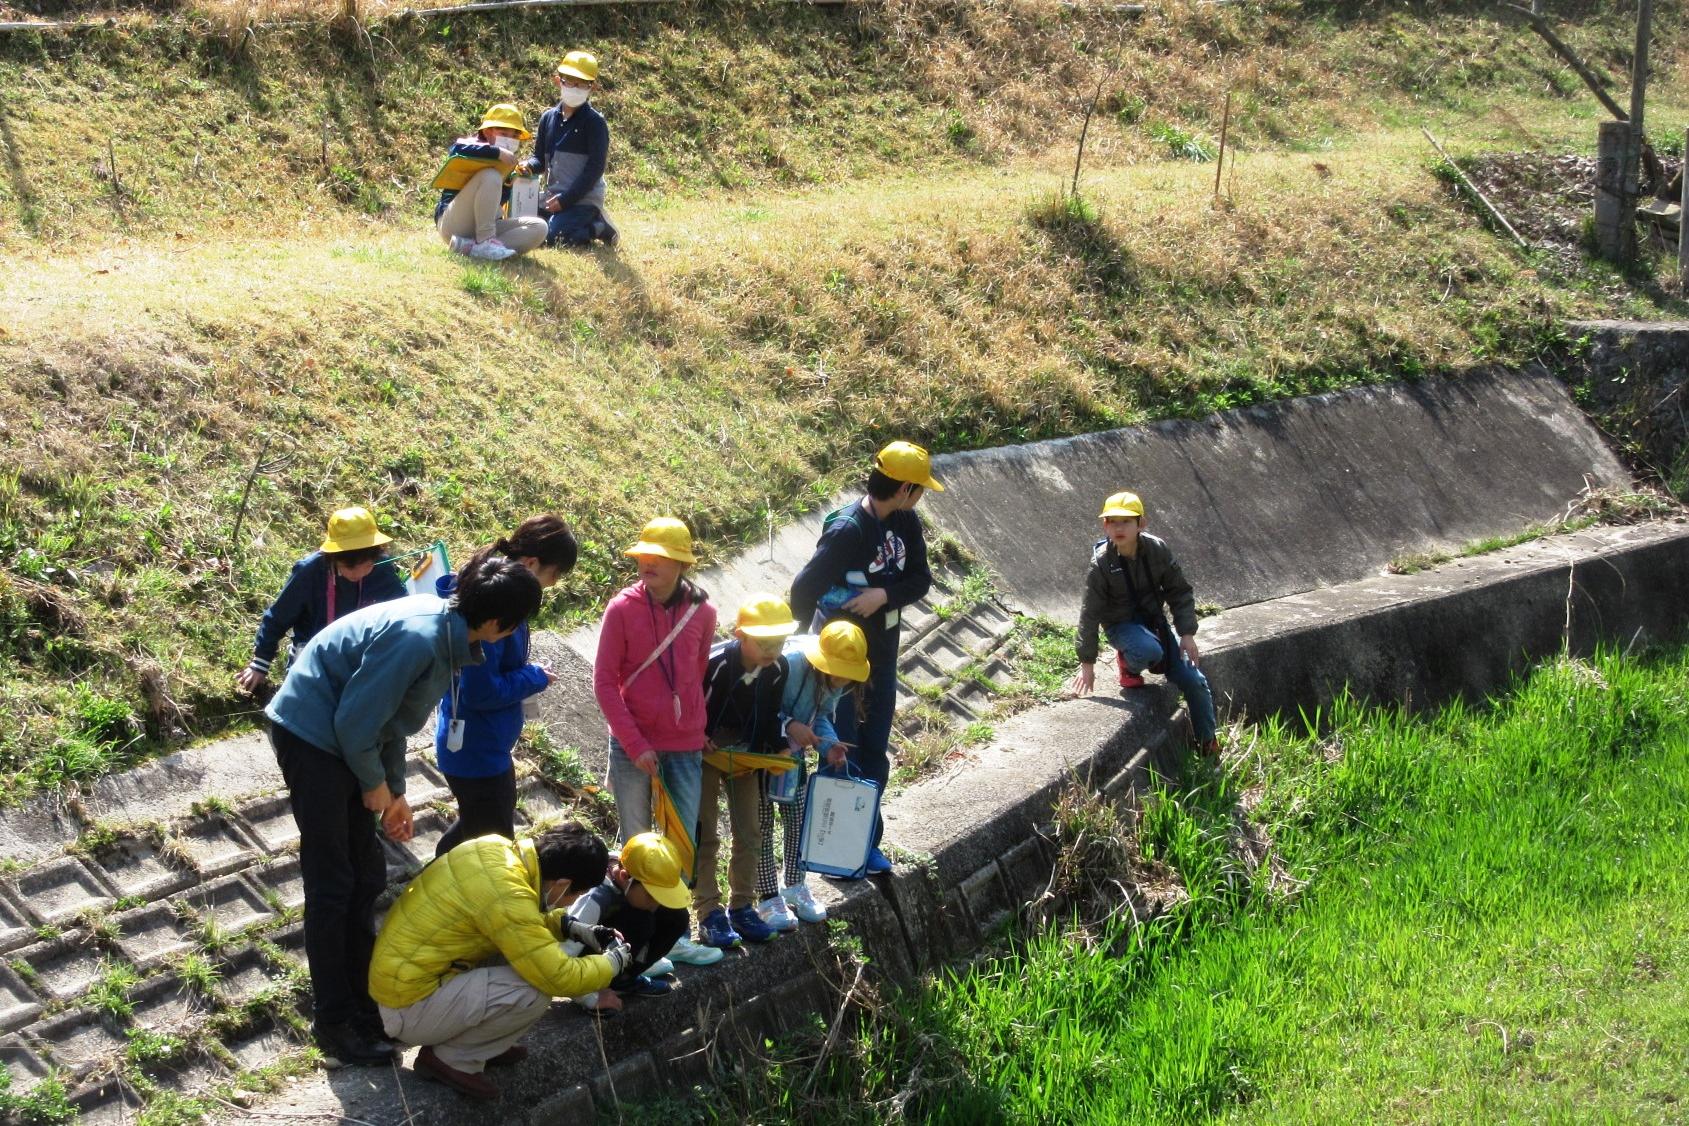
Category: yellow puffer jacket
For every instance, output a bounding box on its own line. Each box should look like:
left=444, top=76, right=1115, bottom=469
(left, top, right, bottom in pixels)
left=369, top=835, right=615, bottom=1009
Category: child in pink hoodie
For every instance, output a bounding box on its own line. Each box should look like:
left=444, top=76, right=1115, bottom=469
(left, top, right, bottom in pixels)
left=593, top=517, right=722, bottom=967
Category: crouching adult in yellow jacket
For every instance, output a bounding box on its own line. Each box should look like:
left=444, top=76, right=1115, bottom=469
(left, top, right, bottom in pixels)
left=369, top=823, right=634, bottom=1101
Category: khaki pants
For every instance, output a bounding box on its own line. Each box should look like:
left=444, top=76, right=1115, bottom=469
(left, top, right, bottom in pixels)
left=378, top=965, right=549, bottom=1074
left=692, top=761, right=762, bottom=915
left=436, top=168, right=548, bottom=254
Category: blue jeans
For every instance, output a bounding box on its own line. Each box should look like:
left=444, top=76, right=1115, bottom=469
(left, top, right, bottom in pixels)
left=546, top=203, right=602, bottom=246
left=832, top=649, right=898, bottom=848
left=1105, top=620, right=1218, bottom=742
left=606, top=738, right=703, bottom=850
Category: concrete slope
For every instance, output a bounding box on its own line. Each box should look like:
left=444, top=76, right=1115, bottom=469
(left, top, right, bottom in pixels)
left=925, top=368, right=1627, bottom=621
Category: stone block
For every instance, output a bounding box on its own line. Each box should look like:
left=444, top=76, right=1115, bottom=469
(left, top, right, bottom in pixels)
left=217, top=945, right=289, bottom=1006
left=16, top=937, right=105, bottom=1004
left=997, top=837, right=1051, bottom=904
left=142, top=1049, right=228, bottom=1097
left=225, top=1017, right=297, bottom=1070
left=112, top=902, right=195, bottom=969
left=530, top=1083, right=596, bottom=1124
left=977, top=658, right=1016, bottom=687
left=86, top=835, right=193, bottom=902
left=8, top=857, right=114, bottom=928
left=249, top=854, right=306, bottom=915
left=946, top=612, right=1000, bottom=654
left=0, top=891, right=33, bottom=954
left=0, top=963, right=41, bottom=1033
left=921, top=634, right=973, bottom=675
left=900, top=600, right=938, bottom=640
left=173, top=816, right=260, bottom=879
left=68, top=1075, right=142, bottom=1125
left=900, top=655, right=945, bottom=690
left=128, top=973, right=209, bottom=1035
left=383, top=811, right=449, bottom=881
left=403, top=757, right=451, bottom=807
left=588, top=1050, right=657, bottom=1111
left=0, top=1035, right=50, bottom=1094
left=516, top=782, right=573, bottom=827
left=881, top=864, right=971, bottom=970
left=27, top=1010, right=128, bottom=1078
left=181, top=875, right=274, bottom=937
left=264, top=920, right=305, bottom=966
left=959, top=861, right=1011, bottom=937
left=237, top=795, right=301, bottom=854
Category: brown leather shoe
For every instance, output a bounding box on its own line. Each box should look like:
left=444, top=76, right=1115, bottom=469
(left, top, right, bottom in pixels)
left=485, top=1044, right=528, bottom=1068
left=416, top=1046, right=498, bottom=1101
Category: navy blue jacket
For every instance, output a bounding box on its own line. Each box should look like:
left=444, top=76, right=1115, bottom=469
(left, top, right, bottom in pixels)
left=702, top=639, right=788, bottom=754
left=523, top=102, right=609, bottom=210
left=250, top=551, right=406, bottom=675
left=433, top=574, right=548, bottom=779
left=789, top=498, right=932, bottom=662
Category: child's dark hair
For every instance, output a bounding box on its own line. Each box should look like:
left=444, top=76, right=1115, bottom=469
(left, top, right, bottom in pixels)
left=535, top=822, right=610, bottom=889
left=491, top=514, right=578, bottom=575
left=451, top=555, right=542, bottom=631
left=866, top=469, right=920, bottom=502
left=323, top=544, right=388, bottom=568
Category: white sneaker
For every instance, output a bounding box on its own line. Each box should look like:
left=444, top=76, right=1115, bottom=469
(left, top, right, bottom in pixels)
left=447, top=235, right=473, bottom=256
left=757, top=894, right=799, bottom=933
left=645, top=957, right=675, bottom=978
left=666, top=935, right=723, bottom=967
left=782, top=883, right=826, bottom=924
left=468, top=238, right=516, bottom=261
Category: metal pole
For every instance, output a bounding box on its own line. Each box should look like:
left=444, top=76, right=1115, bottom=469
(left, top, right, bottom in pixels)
left=1680, top=126, right=1688, bottom=288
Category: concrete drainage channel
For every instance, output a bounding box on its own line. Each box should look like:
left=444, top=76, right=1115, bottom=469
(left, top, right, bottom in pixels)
left=2, top=333, right=1686, bottom=1123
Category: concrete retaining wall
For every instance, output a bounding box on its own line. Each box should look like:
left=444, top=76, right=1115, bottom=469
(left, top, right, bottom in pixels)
left=1571, top=319, right=1689, bottom=493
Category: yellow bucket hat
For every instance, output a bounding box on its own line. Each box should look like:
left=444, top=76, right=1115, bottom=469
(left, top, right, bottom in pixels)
left=320, top=507, right=392, bottom=554
left=557, top=49, right=599, bottom=82
left=477, top=103, right=532, bottom=141
left=1099, top=491, right=1145, bottom=519
left=619, top=832, right=690, bottom=909
left=807, top=620, right=870, bottom=683
left=736, top=595, right=799, bottom=639
left=875, top=441, right=945, bottom=492
left=624, top=517, right=696, bottom=564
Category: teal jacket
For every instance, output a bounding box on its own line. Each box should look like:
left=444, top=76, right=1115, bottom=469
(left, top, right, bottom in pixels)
left=266, top=594, right=480, bottom=795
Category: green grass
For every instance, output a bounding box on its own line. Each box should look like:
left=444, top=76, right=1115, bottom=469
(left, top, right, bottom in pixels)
left=689, top=644, right=1689, bottom=1123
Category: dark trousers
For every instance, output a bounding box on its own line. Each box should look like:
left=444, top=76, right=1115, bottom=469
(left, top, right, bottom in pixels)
left=435, top=767, right=518, bottom=858
left=271, top=724, right=386, bottom=1029
left=603, top=902, right=688, bottom=982
left=546, top=203, right=601, bottom=246
left=833, top=649, right=898, bottom=848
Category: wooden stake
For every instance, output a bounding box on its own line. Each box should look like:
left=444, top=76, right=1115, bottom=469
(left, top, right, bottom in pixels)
left=1680, top=126, right=1688, bottom=288
left=1214, top=88, right=1231, bottom=199
left=1501, top=3, right=1626, bottom=122
left=1421, top=128, right=1529, bottom=250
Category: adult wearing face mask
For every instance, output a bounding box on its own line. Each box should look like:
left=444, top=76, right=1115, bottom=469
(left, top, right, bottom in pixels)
left=432, top=103, right=548, bottom=262
left=521, top=50, right=619, bottom=248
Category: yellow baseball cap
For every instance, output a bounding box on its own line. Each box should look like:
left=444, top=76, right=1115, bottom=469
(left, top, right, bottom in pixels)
left=477, top=103, right=532, bottom=140
left=1099, top=491, right=1144, bottom=519
left=320, top=507, right=392, bottom=554
left=875, top=441, right=944, bottom=493
left=736, top=595, right=799, bottom=639
left=619, top=832, right=690, bottom=909
left=557, top=49, right=599, bottom=82
left=807, top=620, right=870, bottom=682
left=624, top=517, right=696, bottom=564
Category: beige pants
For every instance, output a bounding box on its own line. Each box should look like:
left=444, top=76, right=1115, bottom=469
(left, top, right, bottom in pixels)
left=436, top=168, right=548, bottom=253
left=693, top=762, right=762, bottom=915
left=379, top=965, right=549, bottom=1074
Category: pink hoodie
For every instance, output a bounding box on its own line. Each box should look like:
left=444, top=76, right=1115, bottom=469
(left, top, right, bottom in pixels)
left=593, top=581, right=717, bottom=759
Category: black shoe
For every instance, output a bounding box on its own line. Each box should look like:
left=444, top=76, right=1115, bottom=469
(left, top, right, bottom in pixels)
left=314, top=1021, right=397, bottom=1068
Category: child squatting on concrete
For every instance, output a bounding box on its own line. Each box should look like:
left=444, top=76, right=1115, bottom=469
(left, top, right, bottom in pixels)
left=1070, top=491, right=1222, bottom=757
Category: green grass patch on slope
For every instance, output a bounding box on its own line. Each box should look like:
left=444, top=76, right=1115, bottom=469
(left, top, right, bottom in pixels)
left=673, top=645, right=1689, bottom=1123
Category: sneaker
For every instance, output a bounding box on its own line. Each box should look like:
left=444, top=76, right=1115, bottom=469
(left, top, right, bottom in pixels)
left=415, top=1046, right=498, bottom=1102
left=782, top=883, right=827, bottom=924
left=1116, top=654, right=1145, bottom=690
left=612, top=974, right=675, bottom=998
left=645, top=956, right=676, bottom=978
left=729, top=904, right=779, bottom=943
left=313, top=1021, right=396, bottom=1069
left=667, top=935, right=724, bottom=966
left=865, top=847, right=893, bottom=875
left=447, top=234, right=474, bottom=256
left=468, top=238, right=516, bottom=261
left=698, top=908, right=742, bottom=950
left=757, top=894, right=800, bottom=933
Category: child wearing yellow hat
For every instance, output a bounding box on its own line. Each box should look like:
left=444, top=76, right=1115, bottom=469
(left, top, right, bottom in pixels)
left=519, top=50, right=619, bottom=248
left=1070, top=491, right=1220, bottom=757
left=591, top=517, right=721, bottom=966
left=432, top=103, right=549, bottom=262
left=236, top=506, right=405, bottom=696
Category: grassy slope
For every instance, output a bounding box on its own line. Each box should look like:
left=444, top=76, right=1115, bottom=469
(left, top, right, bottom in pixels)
left=1, top=1, right=1687, bottom=796
left=722, top=647, right=1687, bottom=1124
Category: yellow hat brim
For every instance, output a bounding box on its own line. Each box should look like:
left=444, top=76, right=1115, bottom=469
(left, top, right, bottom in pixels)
left=807, top=645, right=869, bottom=683
left=1099, top=506, right=1142, bottom=519
left=557, top=64, right=596, bottom=81
left=625, top=543, right=696, bottom=564
left=739, top=621, right=798, bottom=639
left=638, top=876, right=691, bottom=910
left=320, top=530, right=392, bottom=553
left=478, top=121, right=532, bottom=140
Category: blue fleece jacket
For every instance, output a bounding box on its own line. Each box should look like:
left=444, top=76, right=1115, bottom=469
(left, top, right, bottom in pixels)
left=432, top=574, right=548, bottom=780
left=779, top=648, right=848, bottom=752
left=249, top=551, right=406, bottom=675
left=265, top=595, right=479, bottom=795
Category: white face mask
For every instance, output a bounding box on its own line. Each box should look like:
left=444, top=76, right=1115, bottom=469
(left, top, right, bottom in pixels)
left=559, top=86, right=590, bottom=109
left=492, top=135, right=520, bottom=154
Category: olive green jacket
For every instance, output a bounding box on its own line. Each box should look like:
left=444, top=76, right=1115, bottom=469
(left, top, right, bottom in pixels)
left=1075, top=534, right=1198, bottom=664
